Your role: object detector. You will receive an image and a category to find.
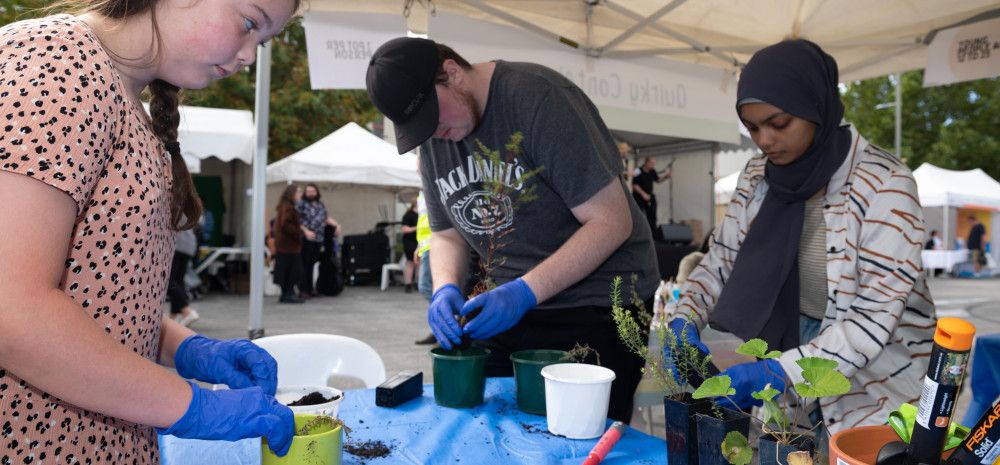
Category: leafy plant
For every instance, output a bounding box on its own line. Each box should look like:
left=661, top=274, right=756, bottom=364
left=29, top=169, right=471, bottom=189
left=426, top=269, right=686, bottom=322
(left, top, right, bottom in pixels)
left=692, top=339, right=851, bottom=465
left=610, top=275, right=715, bottom=401
left=561, top=342, right=601, bottom=365
left=451, top=132, right=542, bottom=351
left=466, top=132, right=542, bottom=298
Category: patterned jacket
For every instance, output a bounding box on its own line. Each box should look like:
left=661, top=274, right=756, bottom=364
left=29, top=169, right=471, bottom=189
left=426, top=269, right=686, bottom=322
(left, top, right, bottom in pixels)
left=674, top=126, right=936, bottom=433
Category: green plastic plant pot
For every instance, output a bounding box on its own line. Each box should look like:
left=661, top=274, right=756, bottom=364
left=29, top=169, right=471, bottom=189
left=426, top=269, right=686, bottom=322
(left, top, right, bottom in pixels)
left=262, top=413, right=342, bottom=465
left=430, top=346, right=490, bottom=408
left=510, top=349, right=568, bottom=415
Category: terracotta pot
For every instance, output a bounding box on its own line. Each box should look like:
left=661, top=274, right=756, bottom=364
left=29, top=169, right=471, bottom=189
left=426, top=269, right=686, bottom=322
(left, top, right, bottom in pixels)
left=829, top=425, right=954, bottom=465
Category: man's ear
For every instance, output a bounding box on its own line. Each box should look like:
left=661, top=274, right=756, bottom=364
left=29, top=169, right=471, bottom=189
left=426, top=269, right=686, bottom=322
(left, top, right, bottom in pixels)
left=441, top=58, right=463, bottom=85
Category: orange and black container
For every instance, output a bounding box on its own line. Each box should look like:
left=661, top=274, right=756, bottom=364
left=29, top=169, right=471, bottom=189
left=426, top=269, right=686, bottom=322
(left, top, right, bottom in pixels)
left=909, top=318, right=977, bottom=465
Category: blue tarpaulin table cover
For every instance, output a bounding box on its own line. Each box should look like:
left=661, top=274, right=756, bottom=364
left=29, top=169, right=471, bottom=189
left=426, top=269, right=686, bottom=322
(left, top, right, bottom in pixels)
left=160, top=377, right=666, bottom=464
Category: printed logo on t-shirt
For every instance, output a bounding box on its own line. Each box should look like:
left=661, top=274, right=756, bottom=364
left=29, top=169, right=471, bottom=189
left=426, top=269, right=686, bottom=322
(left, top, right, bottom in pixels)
left=433, top=155, right=528, bottom=236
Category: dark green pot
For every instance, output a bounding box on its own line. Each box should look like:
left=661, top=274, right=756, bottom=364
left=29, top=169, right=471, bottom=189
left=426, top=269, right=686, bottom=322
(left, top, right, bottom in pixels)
left=510, top=350, right=568, bottom=415
left=430, top=347, right=490, bottom=408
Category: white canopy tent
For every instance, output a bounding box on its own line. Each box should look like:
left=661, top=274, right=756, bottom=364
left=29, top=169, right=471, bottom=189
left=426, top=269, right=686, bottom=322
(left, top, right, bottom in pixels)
left=242, top=1, right=1000, bottom=337
left=913, top=163, right=1000, bottom=262
left=177, top=106, right=255, bottom=173
left=265, top=122, right=422, bottom=236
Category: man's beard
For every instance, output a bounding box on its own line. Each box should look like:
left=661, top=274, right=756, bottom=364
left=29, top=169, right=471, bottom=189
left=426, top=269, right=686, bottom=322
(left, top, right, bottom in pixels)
left=305, top=195, right=318, bottom=202
left=457, top=87, right=482, bottom=132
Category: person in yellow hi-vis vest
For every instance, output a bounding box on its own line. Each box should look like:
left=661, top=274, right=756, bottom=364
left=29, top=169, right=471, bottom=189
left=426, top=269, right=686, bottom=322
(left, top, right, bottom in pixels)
left=414, top=191, right=438, bottom=344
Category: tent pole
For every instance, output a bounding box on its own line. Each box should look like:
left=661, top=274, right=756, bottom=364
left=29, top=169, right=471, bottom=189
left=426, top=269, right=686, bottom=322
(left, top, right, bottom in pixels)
left=894, top=73, right=902, bottom=158
left=249, top=44, right=272, bottom=340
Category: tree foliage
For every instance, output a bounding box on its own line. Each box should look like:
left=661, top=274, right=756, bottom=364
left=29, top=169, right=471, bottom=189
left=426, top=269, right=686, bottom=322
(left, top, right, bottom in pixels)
left=842, top=72, right=1000, bottom=180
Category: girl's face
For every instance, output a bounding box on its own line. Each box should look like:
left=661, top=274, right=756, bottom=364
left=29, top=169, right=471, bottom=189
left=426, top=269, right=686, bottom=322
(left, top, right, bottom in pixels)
left=156, top=0, right=297, bottom=89
left=739, top=102, right=817, bottom=166
left=294, top=187, right=303, bottom=202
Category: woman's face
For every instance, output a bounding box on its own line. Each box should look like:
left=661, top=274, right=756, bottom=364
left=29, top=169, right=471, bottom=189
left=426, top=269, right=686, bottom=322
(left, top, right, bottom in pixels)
left=294, top=187, right=303, bottom=202
left=156, top=0, right=297, bottom=89
left=739, top=102, right=817, bottom=166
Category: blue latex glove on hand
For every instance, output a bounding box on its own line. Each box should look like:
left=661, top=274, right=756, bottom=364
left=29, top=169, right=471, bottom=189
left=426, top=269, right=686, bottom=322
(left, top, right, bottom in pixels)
left=174, top=335, right=279, bottom=396
left=428, top=284, right=465, bottom=350
left=663, top=318, right=711, bottom=383
left=460, top=278, right=537, bottom=340
left=717, top=359, right=786, bottom=410
left=160, top=381, right=295, bottom=456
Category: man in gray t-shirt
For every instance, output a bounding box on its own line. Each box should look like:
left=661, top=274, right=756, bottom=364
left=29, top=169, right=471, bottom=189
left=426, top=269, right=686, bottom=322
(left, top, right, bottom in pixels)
left=366, top=37, right=657, bottom=421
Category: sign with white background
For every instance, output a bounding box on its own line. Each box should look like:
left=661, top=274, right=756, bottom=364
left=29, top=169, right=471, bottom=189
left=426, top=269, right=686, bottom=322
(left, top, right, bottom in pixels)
left=303, top=11, right=406, bottom=89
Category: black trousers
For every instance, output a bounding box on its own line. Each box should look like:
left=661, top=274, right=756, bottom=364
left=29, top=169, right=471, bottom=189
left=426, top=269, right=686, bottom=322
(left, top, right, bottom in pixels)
left=472, top=299, right=650, bottom=423
left=632, top=193, right=658, bottom=235
left=167, top=252, right=192, bottom=315
left=274, top=253, right=303, bottom=298
left=300, top=241, right=321, bottom=294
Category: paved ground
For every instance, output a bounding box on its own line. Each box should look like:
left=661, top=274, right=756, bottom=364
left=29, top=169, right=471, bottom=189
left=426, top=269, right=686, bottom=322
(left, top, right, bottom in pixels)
left=182, top=275, right=1000, bottom=430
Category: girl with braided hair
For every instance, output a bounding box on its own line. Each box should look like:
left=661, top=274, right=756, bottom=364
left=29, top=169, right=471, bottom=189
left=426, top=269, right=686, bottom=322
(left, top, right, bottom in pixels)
left=0, top=0, right=299, bottom=463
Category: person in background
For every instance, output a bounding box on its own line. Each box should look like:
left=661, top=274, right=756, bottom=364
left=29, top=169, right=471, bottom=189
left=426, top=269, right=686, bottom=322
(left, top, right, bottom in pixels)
left=366, top=37, right=658, bottom=422
left=618, top=141, right=635, bottom=186
left=926, top=230, right=943, bottom=250
left=296, top=183, right=327, bottom=298
left=667, top=39, right=935, bottom=434
left=0, top=1, right=299, bottom=463
left=967, top=215, right=987, bottom=275
left=273, top=185, right=306, bottom=304
left=169, top=227, right=201, bottom=326
left=632, top=157, right=670, bottom=234
left=401, top=196, right=419, bottom=292
left=925, top=230, right=944, bottom=277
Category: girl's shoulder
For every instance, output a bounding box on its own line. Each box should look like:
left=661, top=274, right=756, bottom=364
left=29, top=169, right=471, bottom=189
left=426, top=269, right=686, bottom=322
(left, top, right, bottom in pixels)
left=1, top=14, right=94, bottom=46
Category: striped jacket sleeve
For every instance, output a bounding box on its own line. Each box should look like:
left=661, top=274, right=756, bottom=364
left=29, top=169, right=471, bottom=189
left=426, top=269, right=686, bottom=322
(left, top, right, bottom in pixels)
left=778, top=160, right=927, bottom=381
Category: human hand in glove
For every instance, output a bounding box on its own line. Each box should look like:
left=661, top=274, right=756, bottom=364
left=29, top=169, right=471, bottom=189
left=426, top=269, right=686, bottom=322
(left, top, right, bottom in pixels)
left=159, top=381, right=294, bottom=456
left=428, top=284, right=465, bottom=350
left=717, top=359, right=786, bottom=410
left=663, top=318, right=711, bottom=384
left=174, top=335, right=279, bottom=395
left=460, top=278, right=537, bottom=340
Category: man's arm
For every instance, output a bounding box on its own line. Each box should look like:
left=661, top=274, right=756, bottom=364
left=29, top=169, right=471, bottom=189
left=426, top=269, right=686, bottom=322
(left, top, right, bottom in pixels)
left=430, top=227, right=471, bottom=292
left=521, top=179, right=632, bottom=303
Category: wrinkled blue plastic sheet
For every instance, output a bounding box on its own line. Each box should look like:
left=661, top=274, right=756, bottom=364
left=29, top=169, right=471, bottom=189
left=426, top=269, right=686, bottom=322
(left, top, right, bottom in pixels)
left=160, top=377, right=666, bottom=465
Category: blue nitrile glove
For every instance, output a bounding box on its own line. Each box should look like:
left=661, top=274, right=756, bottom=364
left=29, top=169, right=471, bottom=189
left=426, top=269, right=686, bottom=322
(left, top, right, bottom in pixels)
left=663, top=318, right=711, bottom=383
left=428, top=284, right=465, bottom=350
left=460, top=278, right=537, bottom=340
left=159, top=381, right=294, bottom=456
left=174, top=335, right=278, bottom=396
left=717, top=359, right=786, bottom=410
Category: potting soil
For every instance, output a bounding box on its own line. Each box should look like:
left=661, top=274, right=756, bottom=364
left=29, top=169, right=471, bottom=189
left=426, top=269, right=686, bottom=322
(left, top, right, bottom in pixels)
left=288, top=391, right=340, bottom=406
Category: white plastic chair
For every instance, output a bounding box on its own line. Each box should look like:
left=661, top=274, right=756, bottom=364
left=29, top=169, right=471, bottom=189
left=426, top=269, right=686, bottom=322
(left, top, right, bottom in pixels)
left=380, top=255, right=407, bottom=291
left=253, top=333, right=387, bottom=388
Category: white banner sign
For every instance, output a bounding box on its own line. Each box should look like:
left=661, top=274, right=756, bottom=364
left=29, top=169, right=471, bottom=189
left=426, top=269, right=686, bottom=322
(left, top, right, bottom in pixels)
left=302, top=12, right=406, bottom=90
left=924, top=16, right=1000, bottom=87
left=428, top=12, right=738, bottom=143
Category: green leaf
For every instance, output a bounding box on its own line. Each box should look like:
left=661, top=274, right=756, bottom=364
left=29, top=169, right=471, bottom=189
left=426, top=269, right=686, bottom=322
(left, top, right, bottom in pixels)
left=722, top=431, right=753, bottom=465
left=796, top=357, right=838, bottom=371
left=692, top=375, right=735, bottom=399
left=752, top=386, right=781, bottom=402
left=736, top=339, right=769, bottom=358
left=761, top=399, right=790, bottom=431
left=795, top=368, right=851, bottom=398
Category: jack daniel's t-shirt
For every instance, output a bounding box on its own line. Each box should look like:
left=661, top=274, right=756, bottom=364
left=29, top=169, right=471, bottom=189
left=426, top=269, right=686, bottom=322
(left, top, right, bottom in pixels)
left=420, top=60, right=658, bottom=309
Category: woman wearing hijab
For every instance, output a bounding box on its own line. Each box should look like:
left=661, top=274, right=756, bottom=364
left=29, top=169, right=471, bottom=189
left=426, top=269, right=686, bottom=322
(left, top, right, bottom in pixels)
left=665, top=40, right=936, bottom=433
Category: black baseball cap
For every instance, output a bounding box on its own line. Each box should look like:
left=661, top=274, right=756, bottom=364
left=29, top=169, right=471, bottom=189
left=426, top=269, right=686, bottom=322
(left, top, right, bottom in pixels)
left=366, top=37, right=440, bottom=154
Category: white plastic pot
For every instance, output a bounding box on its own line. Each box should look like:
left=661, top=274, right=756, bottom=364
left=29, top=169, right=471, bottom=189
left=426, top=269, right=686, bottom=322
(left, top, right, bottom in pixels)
left=541, top=363, right=616, bottom=439
left=275, top=385, right=344, bottom=418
